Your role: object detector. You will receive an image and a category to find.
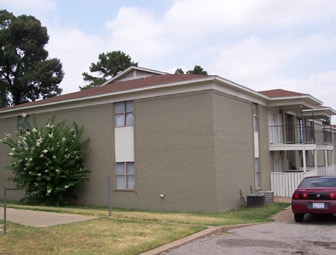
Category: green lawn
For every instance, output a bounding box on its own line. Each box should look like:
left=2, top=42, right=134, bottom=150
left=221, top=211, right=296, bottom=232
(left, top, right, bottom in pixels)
left=0, top=202, right=289, bottom=255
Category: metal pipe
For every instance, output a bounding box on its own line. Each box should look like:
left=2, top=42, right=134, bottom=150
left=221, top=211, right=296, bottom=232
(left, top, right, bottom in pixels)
left=3, top=186, right=7, bottom=235
left=108, top=176, right=112, bottom=216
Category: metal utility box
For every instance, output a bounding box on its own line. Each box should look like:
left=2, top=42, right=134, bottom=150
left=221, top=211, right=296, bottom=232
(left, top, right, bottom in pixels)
left=247, top=194, right=265, bottom=208
left=261, top=191, right=274, bottom=205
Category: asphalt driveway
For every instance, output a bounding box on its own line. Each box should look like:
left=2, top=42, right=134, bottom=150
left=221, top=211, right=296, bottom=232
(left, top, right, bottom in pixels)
left=160, top=208, right=336, bottom=255
left=141, top=206, right=336, bottom=255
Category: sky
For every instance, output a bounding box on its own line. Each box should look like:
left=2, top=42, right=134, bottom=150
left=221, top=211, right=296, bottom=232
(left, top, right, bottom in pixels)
left=2, top=0, right=336, bottom=122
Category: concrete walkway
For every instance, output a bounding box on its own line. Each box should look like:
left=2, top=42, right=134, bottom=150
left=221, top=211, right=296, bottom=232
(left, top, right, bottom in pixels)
left=0, top=207, right=96, bottom=227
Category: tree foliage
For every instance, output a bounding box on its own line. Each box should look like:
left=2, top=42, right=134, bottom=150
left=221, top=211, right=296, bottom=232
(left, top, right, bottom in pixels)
left=174, top=65, right=208, bottom=75
left=1, top=114, right=90, bottom=206
left=174, top=68, right=184, bottom=74
left=0, top=10, right=64, bottom=107
left=187, top=65, right=208, bottom=74
left=80, top=51, right=138, bottom=90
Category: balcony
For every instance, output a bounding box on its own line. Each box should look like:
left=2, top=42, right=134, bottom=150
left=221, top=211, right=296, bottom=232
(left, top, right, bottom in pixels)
left=269, top=125, right=332, bottom=146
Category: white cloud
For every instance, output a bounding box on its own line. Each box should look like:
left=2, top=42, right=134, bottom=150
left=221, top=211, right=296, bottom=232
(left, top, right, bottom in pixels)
left=45, top=25, right=103, bottom=93
left=164, top=0, right=336, bottom=38
left=211, top=31, right=336, bottom=81
left=165, top=0, right=257, bottom=37
left=305, top=71, right=336, bottom=103
left=105, top=7, right=176, bottom=63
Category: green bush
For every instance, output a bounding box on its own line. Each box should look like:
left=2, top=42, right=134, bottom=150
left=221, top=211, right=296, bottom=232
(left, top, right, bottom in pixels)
left=1, top=114, right=90, bottom=205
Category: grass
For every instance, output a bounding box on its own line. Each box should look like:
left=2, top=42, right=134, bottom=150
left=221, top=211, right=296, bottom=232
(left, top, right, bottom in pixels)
left=0, top=202, right=290, bottom=255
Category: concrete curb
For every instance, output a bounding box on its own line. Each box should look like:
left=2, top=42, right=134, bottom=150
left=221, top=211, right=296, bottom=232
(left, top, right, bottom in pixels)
left=140, top=223, right=258, bottom=255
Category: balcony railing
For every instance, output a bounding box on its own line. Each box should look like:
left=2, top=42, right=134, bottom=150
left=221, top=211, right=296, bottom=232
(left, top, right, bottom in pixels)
left=271, top=165, right=336, bottom=197
left=269, top=125, right=332, bottom=145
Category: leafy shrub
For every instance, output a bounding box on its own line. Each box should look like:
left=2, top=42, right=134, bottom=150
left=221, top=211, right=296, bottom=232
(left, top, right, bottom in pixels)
left=1, top=114, right=90, bottom=205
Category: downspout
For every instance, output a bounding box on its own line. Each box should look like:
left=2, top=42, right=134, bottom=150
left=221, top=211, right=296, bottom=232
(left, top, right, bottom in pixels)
left=333, top=148, right=335, bottom=169
left=332, top=125, right=335, bottom=168
left=314, top=149, right=318, bottom=172
left=300, top=105, right=304, bottom=144
left=312, top=109, right=315, bottom=143
left=312, top=108, right=317, bottom=172
left=302, top=148, right=307, bottom=173
left=301, top=105, right=306, bottom=172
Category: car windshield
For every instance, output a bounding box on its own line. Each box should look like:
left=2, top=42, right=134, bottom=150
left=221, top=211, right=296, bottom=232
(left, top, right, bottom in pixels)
left=299, top=177, right=336, bottom=188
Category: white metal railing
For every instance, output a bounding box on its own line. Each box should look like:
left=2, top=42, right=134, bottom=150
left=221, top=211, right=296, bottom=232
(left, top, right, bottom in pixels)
left=269, top=125, right=332, bottom=145
left=317, top=166, right=336, bottom=176
left=270, top=165, right=336, bottom=197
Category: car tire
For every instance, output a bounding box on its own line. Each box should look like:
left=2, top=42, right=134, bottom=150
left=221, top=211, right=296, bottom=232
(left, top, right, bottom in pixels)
left=294, top=213, right=305, bottom=222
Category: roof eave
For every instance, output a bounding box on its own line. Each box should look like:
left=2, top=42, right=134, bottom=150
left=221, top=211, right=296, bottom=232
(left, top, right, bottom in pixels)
left=0, top=76, right=214, bottom=115
left=214, top=76, right=269, bottom=101
left=267, top=95, right=323, bottom=109
left=303, top=107, right=336, bottom=117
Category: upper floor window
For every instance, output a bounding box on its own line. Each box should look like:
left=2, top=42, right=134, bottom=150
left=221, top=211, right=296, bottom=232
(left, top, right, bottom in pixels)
left=114, top=101, right=134, bottom=127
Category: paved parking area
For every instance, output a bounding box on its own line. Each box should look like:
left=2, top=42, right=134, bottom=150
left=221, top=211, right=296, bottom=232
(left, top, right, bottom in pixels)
left=161, top=209, right=336, bottom=255
left=164, top=218, right=336, bottom=255
left=142, top=205, right=336, bottom=255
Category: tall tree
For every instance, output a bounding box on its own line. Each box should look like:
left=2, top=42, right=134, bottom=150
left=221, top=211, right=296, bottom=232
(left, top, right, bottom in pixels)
left=0, top=10, right=64, bottom=107
left=174, top=65, right=208, bottom=75
left=80, top=51, right=138, bottom=90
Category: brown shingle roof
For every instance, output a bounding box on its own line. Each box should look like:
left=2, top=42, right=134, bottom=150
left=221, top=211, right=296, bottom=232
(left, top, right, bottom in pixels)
left=1, top=74, right=208, bottom=111
left=258, top=89, right=307, bottom=98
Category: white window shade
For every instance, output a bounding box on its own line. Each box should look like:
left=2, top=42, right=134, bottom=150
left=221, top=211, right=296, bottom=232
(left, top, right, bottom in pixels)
left=115, top=126, right=134, bottom=162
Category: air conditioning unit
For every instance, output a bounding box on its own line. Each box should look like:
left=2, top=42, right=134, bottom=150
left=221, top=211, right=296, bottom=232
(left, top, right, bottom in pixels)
left=259, top=191, right=274, bottom=205
left=247, top=194, right=265, bottom=208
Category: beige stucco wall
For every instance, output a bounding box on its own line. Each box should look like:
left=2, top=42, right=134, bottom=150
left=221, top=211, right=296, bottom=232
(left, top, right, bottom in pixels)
left=128, top=90, right=217, bottom=212
left=0, top=104, right=115, bottom=205
left=0, top=88, right=272, bottom=212
left=0, top=116, right=26, bottom=199
left=258, top=104, right=273, bottom=191
left=37, top=104, right=115, bottom=206
left=212, top=91, right=254, bottom=211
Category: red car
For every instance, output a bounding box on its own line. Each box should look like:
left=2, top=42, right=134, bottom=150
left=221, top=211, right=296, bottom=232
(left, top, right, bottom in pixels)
left=291, top=176, right=336, bottom=222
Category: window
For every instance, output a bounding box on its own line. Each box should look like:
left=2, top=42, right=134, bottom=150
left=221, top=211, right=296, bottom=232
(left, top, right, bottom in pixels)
left=252, top=103, right=258, bottom=132
left=18, top=115, right=30, bottom=133
left=114, top=101, right=134, bottom=127
left=116, top=162, right=135, bottom=190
